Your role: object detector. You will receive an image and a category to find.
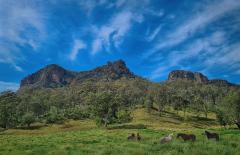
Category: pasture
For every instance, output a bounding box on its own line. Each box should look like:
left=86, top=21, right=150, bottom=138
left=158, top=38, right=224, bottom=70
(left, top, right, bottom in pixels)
left=0, top=108, right=239, bottom=155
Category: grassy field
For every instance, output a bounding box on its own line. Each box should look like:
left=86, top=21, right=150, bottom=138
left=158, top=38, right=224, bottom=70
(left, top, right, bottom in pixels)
left=0, top=108, right=239, bottom=155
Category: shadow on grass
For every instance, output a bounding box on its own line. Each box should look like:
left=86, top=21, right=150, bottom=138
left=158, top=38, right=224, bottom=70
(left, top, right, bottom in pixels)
left=16, top=124, right=46, bottom=130
left=185, top=116, right=218, bottom=129
left=107, top=124, right=147, bottom=130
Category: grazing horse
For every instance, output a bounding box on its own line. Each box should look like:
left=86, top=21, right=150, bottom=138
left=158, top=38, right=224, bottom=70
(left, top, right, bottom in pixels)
left=137, top=133, right=141, bottom=141
left=177, top=133, right=196, bottom=142
left=204, top=131, right=219, bottom=141
left=160, top=133, right=174, bottom=144
left=127, top=133, right=135, bottom=140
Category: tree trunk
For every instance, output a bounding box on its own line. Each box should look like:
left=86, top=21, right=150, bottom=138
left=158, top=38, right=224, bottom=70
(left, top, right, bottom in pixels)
left=104, top=121, right=107, bottom=127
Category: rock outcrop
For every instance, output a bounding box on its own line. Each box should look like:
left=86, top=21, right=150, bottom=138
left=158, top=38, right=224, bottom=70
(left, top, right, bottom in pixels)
left=20, top=60, right=135, bottom=90
left=167, top=70, right=236, bottom=87
left=168, top=70, right=209, bottom=83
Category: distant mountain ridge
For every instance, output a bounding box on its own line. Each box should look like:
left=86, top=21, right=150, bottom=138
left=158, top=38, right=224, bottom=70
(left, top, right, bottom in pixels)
left=20, top=60, right=135, bottom=90
left=168, top=70, right=236, bottom=87
left=20, top=60, right=237, bottom=90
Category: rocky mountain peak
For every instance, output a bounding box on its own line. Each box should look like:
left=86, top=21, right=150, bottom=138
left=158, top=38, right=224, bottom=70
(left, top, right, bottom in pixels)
left=167, top=70, right=236, bottom=87
left=20, top=64, right=76, bottom=89
left=168, top=70, right=209, bottom=83
left=92, top=59, right=133, bottom=78
left=20, top=60, right=135, bottom=90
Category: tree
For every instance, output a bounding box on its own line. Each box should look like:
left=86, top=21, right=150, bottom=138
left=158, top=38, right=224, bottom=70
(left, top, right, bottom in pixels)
left=46, top=106, right=65, bottom=124
left=217, top=89, right=240, bottom=129
left=87, top=91, right=124, bottom=127
left=191, top=96, right=204, bottom=117
left=22, top=112, right=35, bottom=127
left=0, top=91, right=20, bottom=128
left=145, top=94, right=153, bottom=113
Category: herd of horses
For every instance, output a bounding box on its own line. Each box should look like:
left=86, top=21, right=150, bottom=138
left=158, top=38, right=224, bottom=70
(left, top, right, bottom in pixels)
left=127, top=131, right=219, bottom=144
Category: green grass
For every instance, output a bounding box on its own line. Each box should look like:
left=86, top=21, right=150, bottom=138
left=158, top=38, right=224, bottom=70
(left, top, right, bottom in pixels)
left=0, top=108, right=239, bottom=155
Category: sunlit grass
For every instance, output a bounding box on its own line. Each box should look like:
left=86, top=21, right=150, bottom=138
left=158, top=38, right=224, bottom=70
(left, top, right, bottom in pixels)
left=0, top=108, right=239, bottom=155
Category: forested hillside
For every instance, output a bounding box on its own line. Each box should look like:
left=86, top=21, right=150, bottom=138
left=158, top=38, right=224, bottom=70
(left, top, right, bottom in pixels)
left=1, top=60, right=239, bottom=129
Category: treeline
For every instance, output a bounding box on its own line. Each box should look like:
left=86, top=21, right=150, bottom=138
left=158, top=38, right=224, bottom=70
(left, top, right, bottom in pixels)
left=0, top=78, right=239, bottom=129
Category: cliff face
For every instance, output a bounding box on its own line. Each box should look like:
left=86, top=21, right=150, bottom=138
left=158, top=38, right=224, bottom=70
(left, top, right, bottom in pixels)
left=168, top=70, right=209, bottom=83
left=20, top=60, right=135, bottom=89
left=20, top=64, right=76, bottom=89
left=20, top=61, right=237, bottom=90
left=167, top=70, right=236, bottom=87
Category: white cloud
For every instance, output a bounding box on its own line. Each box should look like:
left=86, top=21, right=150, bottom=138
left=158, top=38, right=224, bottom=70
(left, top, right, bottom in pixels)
left=204, top=42, right=240, bottom=67
left=91, top=11, right=143, bottom=55
left=149, top=31, right=226, bottom=79
left=145, top=9, right=164, bottom=17
left=146, top=25, right=161, bottom=42
left=0, top=0, right=46, bottom=71
left=146, top=0, right=240, bottom=58
left=0, top=81, right=19, bottom=92
left=69, top=39, right=87, bottom=61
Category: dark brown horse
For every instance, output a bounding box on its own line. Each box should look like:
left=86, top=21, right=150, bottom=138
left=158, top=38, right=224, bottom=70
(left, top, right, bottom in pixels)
left=204, top=131, right=219, bottom=141
left=127, top=133, right=135, bottom=140
left=177, top=133, right=196, bottom=142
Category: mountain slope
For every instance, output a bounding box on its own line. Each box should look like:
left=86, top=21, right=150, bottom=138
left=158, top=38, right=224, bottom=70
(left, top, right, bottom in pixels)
left=20, top=60, right=136, bottom=90
left=20, top=60, right=237, bottom=91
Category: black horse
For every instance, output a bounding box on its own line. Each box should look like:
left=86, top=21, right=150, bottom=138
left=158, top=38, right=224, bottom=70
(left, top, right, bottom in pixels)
left=204, top=131, right=219, bottom=141
left=177, top=133, right=196, bottom=142
left=137, top=133, right=141, bottom=141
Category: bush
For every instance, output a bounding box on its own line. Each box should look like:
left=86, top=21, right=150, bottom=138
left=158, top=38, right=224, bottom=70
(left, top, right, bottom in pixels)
left=46, top=106, right=65, bottom=124
left=64, top=107, right=90, bottom=120
left=117, top=110, right=132, bottom=123
left=21, top=112, right=35, bottom=127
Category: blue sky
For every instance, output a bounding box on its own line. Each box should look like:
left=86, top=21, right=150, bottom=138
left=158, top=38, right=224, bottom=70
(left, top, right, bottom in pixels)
left=0, top=0, right=240, bottom=91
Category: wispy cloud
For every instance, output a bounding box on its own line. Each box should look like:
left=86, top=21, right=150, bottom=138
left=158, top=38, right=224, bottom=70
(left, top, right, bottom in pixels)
left=78, top=0, right=110, bottom=16
left=69, top=39, right=87, bottom=61
left=0, top=81, right=19, bottom=92
left=203, top=42, right=240, bottom=69
left=144, top=0, right=240, bottom=58
left=149, top=31, right=226, bottom=80
left=146, top=25, right=162, bottom=42
left=0, top=0, right=46, bottom=71
left=91, top=11, right=143, bottom=55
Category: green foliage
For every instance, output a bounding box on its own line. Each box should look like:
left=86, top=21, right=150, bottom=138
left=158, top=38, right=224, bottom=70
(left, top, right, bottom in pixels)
left=64, top=106, right=90, bottom=120
left=46, top=106, right=65, bottom=124
left=87, top=91, right=126, bottom=127
left=0, top=91, right=21, bottom=128
left=217, top=89, right=240, bottom=128
left=145, top=95, right=153, bottom=112
left=116, top=110, right=132, bottom=123
left=21, top=112, right=35, bottom=127
left=216, top=110, right=227, bottom=127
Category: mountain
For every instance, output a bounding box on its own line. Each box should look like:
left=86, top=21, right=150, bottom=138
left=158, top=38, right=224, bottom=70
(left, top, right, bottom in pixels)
left=168, top=70, right=209, bottom=83
left=167, top=70, right=236, bottom=87
left=20, top=60, right=237, bottom=91
left=20, top=60, right=136, bottom=90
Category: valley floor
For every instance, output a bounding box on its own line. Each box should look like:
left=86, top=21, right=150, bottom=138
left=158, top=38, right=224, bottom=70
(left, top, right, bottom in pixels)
left=0, top=108, right=239, bottom=155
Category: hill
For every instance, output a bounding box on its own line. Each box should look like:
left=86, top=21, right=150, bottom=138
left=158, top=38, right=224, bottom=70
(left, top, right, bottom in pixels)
left=20, top=60, right=136, bottom=90
left=19, top=60, right=237, bottom=91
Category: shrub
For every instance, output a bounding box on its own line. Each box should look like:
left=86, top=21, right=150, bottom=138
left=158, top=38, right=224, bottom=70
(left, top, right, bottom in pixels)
left=46, top=106, right=65, bottom=124
left=21, top=112, right=35, bottom=127
left=117, top=110, right=132, bottom=123
left=64, top=107, right=90, bottom=120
